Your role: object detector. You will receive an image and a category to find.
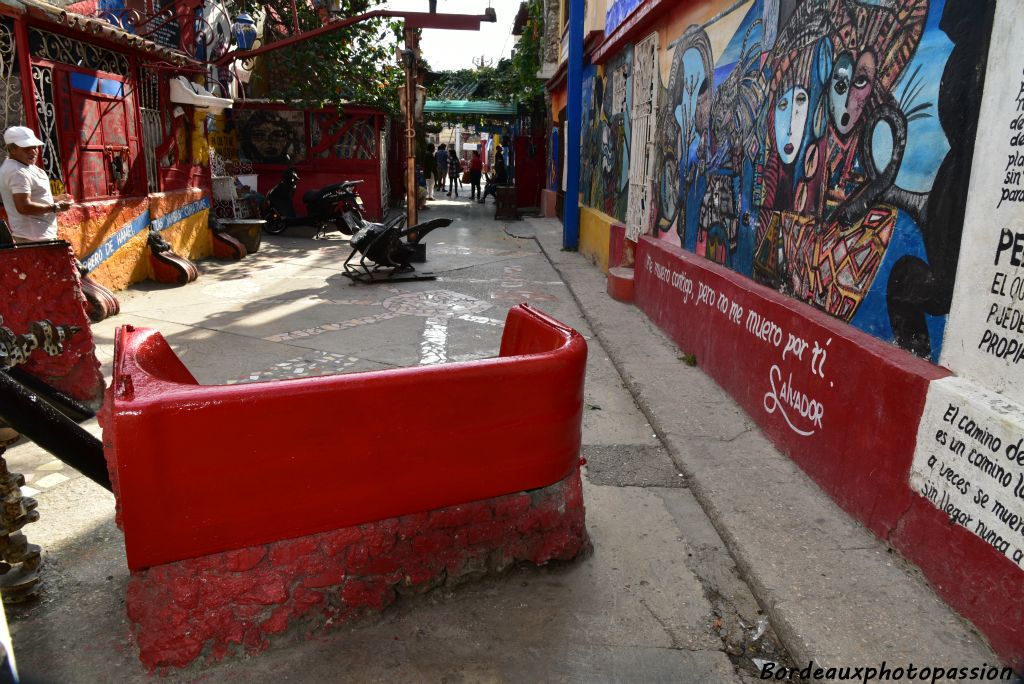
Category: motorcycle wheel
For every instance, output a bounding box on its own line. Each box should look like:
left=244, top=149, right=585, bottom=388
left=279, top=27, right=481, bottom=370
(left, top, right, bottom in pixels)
left=263, top=213, right=288, bottom=235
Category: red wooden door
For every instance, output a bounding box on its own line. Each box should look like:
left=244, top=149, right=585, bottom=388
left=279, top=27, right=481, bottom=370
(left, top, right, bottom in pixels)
left=514, top=135, right=546, bottom=209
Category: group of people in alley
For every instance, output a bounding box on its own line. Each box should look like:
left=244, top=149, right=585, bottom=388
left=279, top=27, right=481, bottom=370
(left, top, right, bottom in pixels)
left=419, top=141, right=507, bottom=207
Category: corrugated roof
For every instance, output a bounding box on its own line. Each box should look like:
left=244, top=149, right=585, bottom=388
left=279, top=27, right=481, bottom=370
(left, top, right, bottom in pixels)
left=423, top=100, right=516, bottom=116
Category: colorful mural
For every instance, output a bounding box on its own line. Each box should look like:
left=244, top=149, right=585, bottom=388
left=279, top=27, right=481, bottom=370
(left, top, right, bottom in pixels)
left=580, top=47, right=633, bottom=222
left=648, top=0, right=992, bottom=361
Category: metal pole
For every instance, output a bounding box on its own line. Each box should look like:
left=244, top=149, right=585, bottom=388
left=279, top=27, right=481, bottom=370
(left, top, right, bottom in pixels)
left=563, top=0, right=584, bottom=249
left=4, top=369, right=95, bottom=424
left=0, top=372, right=111, bottom=492
left=404, top=26, right=419, bottom=231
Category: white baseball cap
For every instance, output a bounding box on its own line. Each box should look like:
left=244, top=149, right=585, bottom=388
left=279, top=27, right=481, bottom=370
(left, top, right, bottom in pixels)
left=4, top=126, right=45, bottom=148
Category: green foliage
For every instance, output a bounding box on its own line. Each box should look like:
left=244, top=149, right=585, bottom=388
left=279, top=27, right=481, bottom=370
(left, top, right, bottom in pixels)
left=493, top=0, right=545, bottom=112
left=246, top=0, right=403, bottom=112
left=425, top=0, right=546, bottom=117
left=427, top=67, right=500, bottom=100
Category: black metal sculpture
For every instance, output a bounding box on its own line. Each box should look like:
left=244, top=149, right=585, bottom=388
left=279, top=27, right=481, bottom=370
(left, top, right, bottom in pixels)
left=343, top=216, right=452, bottom=283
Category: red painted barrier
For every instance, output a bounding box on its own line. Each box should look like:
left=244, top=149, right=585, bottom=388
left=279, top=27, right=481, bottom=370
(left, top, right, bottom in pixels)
left=634, top=236, right=1024, bottom=666
left=0, top=242, right=104, bottom=404
left=127, top=470, right=588, bottom=669
left=102, top=304, right=587, bottom=571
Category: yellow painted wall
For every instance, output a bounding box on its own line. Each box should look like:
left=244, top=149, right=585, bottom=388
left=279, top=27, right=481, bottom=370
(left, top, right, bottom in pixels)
left=150, top=189, right=212, bottom=266
left=58, top=188, right=213, bottom=291
left=579, top=205, right=616, bottom=274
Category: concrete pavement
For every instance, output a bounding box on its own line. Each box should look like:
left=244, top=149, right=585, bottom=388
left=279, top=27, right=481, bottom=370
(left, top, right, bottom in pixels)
left=0, top=195, right=1005, bottom=682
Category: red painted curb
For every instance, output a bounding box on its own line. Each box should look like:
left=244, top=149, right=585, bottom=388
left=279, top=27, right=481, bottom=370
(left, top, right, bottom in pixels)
left=607, top=266, right=635, bottom=303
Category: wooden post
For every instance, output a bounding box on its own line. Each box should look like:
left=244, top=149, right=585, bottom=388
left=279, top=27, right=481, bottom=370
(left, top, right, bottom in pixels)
left=404, top=26, right=419, bottom=231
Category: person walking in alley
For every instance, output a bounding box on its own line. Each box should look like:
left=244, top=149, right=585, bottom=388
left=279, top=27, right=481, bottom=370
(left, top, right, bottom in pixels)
left=0, top=126, right=73, bottom=243
left=469, top=150, right=483, bottom=201
left=446, top=150, right=461, bottom=197
left=434, top=144, right=449, bottom=194
left=493, top=145, right=508, bottom=185
left=424, top=143, right=437, bottom=199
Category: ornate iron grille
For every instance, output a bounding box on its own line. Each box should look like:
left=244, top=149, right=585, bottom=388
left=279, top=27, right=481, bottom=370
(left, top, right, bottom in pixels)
left=0, top=18, right=24, bottom=137
left=310, top=114, right=375, bottom=160
left=29, top=28, right=130, bottom=77
left=138, top=67, right=163, bottom=192
left=30, top=65, right=63, bottom=187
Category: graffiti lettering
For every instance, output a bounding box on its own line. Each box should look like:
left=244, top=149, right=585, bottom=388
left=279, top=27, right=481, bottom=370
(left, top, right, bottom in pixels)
left=727, top=301, right=743, bottom=325
left=997, top=188, right=1024, bottom=208
left=986, top=303, right=1024, bottom=334
left=911, top=389, right=1024, bottom=573
left=745, top=309, right=782, bottom=347
left=939, top=462, right=971, bottom=496
left=697, top=282, right=716, bottom=307
left=1006, top=152, right=1024, bottom=171
left=977, top=329, right=1024, bottom=364
left=782, top=333, right=809, bottom=362
left=995, top=228, right=1024, bottom=265
left=974, top=487, right=991, bottom=510
left=671, top=271, right=694, bottom=303
left=810, top=339, right=831, bottom=378
left=1012, top=276, right=1024, bottom=303
left=990, top=500, right=1024, bottom=536
left=975, top=520, right=1011, bottom=554
left=763, top=365, right=823, bottom=437
left=968, top=448, right=1013, bottom=489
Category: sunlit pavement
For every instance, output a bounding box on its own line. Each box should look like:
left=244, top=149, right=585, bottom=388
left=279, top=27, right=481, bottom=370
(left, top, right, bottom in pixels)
left=4, top=197, right=752, bottom=683
left=5, top=194, right=1000, bottom=681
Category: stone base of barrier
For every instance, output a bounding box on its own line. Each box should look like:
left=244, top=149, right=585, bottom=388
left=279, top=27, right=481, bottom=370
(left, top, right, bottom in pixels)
left=127, top=468, right=588, bottom=670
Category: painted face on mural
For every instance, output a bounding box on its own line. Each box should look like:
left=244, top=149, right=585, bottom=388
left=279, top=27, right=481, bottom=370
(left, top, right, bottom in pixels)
left=774, top=86, right=809, bottom=165
left=829, top=51, right=877, bottom=137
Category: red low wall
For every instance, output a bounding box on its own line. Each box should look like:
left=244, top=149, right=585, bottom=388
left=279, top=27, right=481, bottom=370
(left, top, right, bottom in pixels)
left=101, top=304, right=587, bottom=571
left=127, top=469, right=588, bottom=670
left=635, top=237, right=1024, bottom=665
left=0, top=242, right=105, bottom=404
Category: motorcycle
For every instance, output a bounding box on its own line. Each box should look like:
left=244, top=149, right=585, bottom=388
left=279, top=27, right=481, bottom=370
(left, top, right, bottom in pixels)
left=260, top=168, right=366, bottom=238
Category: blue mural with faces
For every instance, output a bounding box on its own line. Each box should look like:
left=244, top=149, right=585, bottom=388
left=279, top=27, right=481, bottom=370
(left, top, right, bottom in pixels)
left=650, top=0, right=994, bottom=361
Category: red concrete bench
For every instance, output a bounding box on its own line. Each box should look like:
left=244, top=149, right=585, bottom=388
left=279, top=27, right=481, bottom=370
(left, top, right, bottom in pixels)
left=102, top=303, right=588, bottom=572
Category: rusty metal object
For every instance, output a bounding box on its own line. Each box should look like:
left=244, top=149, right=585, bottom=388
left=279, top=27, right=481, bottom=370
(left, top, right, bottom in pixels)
left=0, top=317, right=80, bottom=370
left=0, top=447, right=41, bottom=603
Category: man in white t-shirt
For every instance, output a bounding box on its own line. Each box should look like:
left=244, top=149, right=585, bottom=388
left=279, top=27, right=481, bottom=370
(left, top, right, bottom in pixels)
left=0, top=126, right=73, bottom=242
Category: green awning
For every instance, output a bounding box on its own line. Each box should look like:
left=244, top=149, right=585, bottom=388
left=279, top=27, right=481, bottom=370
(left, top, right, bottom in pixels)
left=423, top=100, right=516, bottom=117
